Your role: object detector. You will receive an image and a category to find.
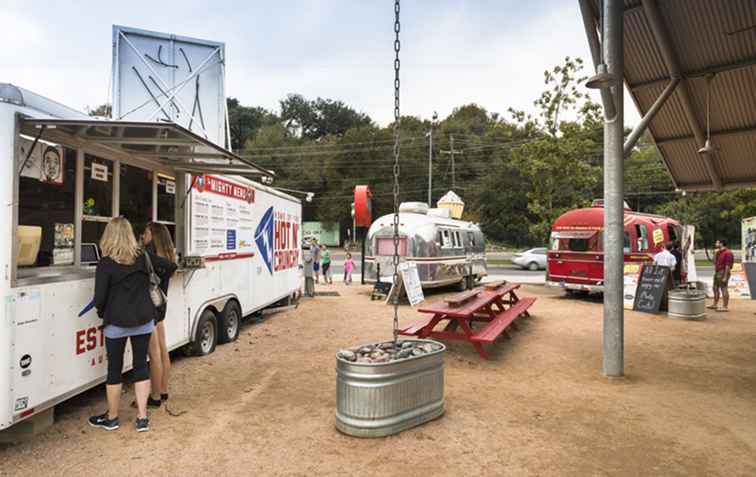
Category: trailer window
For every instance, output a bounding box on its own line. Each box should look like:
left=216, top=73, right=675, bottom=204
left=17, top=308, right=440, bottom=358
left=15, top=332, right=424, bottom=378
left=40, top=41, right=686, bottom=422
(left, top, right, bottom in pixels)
left=18, top=146, right=77, bottom=267
left=83, top=154, right=113, bottom=218
left=635, top=224, right=649, bottom=251
left=468, top=232, right=476, bottom=247
left=567, top=239, right=590, bottom=252
left=441, top=230, right=452, bottom=248
left=377, top=237, right=407, bottom=256
left=624, top=232, right=631, bottom=253
left=119, top=163, right=153, bottom=235
left=452, top=231, right=462, bottom=248
left=157, top=174, right=176, bottom=223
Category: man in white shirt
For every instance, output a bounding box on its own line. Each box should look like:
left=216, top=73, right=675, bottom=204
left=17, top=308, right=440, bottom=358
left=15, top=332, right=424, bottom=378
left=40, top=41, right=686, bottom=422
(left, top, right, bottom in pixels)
left=654, top=242, right=677, bottom=284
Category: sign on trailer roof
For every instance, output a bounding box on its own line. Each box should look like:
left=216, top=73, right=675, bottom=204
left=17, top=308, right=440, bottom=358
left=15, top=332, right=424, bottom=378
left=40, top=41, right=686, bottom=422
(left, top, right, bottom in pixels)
left=111, top=25, right=227, bottom=147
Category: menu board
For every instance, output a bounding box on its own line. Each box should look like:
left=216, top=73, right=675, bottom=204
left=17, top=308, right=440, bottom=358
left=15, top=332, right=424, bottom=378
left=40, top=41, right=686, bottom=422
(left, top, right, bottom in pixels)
left=399, top=262, right=425, bottom=306
left=190, top=175, right=256, bottom=259
left=632, top=265, right=670, bottom=313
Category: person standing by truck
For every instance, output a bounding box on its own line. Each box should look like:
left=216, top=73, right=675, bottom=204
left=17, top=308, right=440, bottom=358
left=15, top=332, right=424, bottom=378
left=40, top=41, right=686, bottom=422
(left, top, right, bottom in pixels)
left=321, top=244, right=332, bottom=284
left=140, top=223, right=178, bottom=408
left=303, top=243, right=315, bottom=297
left=88, top=217, right=173, bottom=433
left=654, top=242, right=678, bottom=286
left=311, top=238, right=321, bottom=284
left=710, top=239, right=734, bottom=312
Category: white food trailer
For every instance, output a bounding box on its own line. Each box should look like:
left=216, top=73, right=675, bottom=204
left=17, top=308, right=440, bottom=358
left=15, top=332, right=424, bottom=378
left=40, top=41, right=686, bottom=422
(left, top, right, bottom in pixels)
left=0, top=84, right=301, bottom=432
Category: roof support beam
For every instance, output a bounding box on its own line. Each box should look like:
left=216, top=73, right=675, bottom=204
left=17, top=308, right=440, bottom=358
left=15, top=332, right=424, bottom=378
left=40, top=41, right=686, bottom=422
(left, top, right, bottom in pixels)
left=655, top=124, right=756, bottom=146
left=623, top=78, right=679, bottom=157
left=641, top=0, right=722, bottom=190
left=81, top=136, right=196, bottom=146
left=578, top=0, right=617, bottom=120
left=629, top=57, right=756, bottom=89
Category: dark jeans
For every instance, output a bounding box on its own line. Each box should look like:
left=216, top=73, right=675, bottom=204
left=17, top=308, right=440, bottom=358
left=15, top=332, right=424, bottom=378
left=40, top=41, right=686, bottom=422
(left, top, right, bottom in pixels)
left=105, top=333, right=151, bottom=385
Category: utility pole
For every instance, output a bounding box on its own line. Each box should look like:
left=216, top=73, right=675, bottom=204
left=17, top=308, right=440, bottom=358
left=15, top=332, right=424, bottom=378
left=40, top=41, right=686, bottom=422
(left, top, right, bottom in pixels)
left=426, top=112, right=438, bottom=205
left=441, top=135, right=463, bottom=190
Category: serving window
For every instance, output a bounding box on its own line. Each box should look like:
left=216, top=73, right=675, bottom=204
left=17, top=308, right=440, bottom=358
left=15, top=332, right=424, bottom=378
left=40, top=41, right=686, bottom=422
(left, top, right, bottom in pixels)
left=119, top=163, right=153, bottom=235
left=13, top=135, right=183, bottom=285
left=17, top=144, right=77, bottom=268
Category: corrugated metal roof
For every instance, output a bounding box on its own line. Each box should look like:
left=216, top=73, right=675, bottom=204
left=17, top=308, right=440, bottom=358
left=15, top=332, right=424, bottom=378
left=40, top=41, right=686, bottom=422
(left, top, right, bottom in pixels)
left=588, top=0, right=756, bottom=191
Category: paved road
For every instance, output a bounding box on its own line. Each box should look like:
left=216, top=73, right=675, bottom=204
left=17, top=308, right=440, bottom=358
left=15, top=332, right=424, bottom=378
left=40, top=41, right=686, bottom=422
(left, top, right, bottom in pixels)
left=322, top=258, right=714, bottom=285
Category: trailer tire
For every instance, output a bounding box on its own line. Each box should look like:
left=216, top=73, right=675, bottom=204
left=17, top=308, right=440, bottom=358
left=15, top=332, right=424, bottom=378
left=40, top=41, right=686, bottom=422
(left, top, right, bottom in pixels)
left=189, top=309, right=218, bottom=356
left=218, top=300, right=242, bottom=344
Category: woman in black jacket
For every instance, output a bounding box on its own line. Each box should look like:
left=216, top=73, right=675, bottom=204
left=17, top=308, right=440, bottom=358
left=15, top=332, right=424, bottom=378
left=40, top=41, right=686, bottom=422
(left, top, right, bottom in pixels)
left=88, top=217, right=174, bottom=433
left=141, top=222, right=177, bottom=407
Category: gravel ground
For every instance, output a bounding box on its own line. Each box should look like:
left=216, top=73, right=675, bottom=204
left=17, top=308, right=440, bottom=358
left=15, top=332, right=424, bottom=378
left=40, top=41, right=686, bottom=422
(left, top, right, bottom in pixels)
left=1, top=283, right=755, bottom=477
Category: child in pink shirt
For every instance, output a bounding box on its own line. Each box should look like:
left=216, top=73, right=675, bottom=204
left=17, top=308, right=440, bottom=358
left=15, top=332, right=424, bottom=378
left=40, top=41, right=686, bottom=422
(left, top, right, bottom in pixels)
left=344, top=253, right=354, bottom=285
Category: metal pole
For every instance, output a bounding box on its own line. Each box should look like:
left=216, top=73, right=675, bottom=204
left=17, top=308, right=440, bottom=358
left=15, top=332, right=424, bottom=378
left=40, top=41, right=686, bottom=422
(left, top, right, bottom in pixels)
left=451, top=135, right=455, bottom=190
left=603, top=0, right=624, bottom=377
left=578, top=0, right=617, bottom=119
left=623, top=78, right=679, bottom=157
left=428, top=127, right=433, bottom=205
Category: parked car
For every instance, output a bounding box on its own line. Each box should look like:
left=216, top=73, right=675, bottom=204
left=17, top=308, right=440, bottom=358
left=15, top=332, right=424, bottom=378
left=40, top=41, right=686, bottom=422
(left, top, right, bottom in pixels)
left=512, top=247, right=547, bottom=270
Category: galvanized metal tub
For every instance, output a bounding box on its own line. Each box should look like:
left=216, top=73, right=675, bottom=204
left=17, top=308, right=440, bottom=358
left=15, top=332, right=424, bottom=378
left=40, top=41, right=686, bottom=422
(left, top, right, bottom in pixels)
left=667, top=289, right=706, bottom=320
left=335, top=340, right=445, bottom=437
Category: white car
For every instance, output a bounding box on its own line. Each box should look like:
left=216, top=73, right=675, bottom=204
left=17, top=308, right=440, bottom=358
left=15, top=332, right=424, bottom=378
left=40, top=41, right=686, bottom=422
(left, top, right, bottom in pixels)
left=511, top=247, right=548, bottom=271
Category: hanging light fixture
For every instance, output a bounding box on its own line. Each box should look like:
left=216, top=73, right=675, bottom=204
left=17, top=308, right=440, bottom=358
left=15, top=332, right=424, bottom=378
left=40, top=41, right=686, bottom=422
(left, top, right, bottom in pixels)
left=698, top=74, right=716, bottom=155
left=586, top=0, right=617, bottom=90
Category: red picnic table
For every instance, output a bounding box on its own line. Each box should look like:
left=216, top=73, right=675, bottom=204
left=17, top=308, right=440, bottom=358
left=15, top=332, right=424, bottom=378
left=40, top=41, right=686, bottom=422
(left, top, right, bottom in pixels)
left=398, top=281, right=536, bottom=359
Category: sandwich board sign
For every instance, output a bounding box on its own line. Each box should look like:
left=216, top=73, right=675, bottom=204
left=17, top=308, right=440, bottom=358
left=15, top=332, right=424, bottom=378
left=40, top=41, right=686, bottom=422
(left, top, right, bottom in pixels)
left=385, top=262, right=425, bottom=307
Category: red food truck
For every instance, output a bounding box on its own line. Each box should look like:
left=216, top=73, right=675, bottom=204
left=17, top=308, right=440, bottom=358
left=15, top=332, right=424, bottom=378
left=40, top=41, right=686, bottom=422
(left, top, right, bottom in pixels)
left=546, top=200, right=682, bottom=293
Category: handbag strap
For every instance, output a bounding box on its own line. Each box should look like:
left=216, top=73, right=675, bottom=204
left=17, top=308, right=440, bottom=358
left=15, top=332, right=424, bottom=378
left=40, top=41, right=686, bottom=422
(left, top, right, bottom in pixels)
left=143, top=251, right=160, bottom=284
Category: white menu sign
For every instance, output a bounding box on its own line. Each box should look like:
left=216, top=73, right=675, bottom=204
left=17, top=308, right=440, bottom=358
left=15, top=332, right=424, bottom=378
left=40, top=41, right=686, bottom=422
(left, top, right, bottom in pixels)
left=190, top=174, right=256, bottom=259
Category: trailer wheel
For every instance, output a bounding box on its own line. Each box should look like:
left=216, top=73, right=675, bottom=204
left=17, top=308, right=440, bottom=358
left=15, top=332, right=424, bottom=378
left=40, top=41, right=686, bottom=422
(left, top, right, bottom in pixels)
left=189, top=309, right=218, bottom=356
left=219, top=300, right=241, bottom=344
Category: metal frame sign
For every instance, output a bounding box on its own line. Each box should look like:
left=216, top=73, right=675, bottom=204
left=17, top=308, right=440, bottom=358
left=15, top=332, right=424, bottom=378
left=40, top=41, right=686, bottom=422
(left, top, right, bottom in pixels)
left=112, top=25, right=227, bottom=146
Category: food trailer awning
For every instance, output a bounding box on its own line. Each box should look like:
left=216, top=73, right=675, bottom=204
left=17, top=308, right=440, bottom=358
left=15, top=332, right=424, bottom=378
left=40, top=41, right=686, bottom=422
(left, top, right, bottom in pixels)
left=581, top=0, right=756, bottom=192
left=19, top=119, right=274, bottom=178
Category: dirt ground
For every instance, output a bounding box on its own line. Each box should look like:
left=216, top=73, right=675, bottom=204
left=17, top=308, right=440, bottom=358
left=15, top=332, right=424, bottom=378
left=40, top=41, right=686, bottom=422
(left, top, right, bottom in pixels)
left=2, top=283, right=755, bottom=477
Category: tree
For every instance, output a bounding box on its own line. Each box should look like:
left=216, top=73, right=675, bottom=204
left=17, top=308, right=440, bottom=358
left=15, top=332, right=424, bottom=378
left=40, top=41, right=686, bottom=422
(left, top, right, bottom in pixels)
left=508, top=57, right=603, bottom=243
left=280, top=94, right=373, bottom=140
left=227, top=98, right=278, bottom=151
left=87, top=103, right=112, bottom=118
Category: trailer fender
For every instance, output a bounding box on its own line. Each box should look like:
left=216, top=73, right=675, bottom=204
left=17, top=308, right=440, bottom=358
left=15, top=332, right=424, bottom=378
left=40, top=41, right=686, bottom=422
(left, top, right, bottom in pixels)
left=189, top=294, right=238, bottom=342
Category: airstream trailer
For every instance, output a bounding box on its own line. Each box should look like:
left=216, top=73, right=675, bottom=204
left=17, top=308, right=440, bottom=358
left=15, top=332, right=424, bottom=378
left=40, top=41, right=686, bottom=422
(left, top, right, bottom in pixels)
left=364, top=202, right=486, bottom=289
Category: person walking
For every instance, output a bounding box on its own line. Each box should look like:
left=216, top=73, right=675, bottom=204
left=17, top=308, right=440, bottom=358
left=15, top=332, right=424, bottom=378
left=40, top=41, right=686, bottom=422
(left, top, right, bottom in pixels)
left=343, top=252, right=354, bottom=285
left=311, top=238, right=321, bottom=284
left=88, top=217, right=173, bottom=433
left=321, top=244, right=332, bottom=284
left=709, top=239, right=734, bottom=312
left=139, top=223, right=177, bottom=408
left=303, top=244, right=315, bottom=297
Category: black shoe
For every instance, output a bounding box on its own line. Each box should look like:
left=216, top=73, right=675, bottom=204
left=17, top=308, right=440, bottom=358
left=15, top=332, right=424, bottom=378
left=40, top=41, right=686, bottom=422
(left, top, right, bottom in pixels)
left=135, top=417, right=150, bottom=433
left=88, top=413, right=119, bottom=431
left=131, top=396, right=161, bottom=408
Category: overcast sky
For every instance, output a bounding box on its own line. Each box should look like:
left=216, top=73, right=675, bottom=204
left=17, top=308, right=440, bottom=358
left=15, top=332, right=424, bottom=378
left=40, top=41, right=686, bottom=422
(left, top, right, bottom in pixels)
left=1, top=0, right=640, bottom=126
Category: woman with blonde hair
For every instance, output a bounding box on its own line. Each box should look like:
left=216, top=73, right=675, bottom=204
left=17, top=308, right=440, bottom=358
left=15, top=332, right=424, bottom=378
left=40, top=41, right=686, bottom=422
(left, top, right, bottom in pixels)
left=88, top=217, right=174, bottom=433
left=139, top=222, right=177, bottom=407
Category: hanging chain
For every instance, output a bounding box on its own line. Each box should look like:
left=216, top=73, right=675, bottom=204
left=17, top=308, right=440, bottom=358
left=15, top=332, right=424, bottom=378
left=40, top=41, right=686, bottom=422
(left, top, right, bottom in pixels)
left=392, top=0, right=401, bottom=345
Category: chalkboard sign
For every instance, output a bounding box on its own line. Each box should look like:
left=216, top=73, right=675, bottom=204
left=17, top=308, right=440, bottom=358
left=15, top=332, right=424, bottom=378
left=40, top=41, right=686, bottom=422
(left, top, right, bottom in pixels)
left=632, top=265, right=671, bottom=313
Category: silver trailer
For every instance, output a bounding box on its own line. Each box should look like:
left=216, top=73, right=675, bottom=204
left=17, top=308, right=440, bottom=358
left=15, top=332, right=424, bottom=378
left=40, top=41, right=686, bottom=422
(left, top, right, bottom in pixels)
left=364, top=202, right=486, bottom=289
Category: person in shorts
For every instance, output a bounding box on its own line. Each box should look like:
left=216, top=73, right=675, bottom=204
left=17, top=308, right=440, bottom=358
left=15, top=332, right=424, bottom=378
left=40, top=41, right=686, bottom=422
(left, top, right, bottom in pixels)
left=709, top=239, right=734, bottom=312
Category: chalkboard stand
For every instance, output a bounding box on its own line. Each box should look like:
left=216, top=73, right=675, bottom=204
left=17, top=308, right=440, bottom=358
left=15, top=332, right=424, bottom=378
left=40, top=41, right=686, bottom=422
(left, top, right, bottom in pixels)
left=632, top=265, right=672, bottom=314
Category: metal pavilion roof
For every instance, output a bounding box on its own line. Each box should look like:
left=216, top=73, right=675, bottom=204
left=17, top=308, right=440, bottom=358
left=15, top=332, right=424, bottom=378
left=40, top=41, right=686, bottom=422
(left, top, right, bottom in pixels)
left=583, top=0, right=756, bottom=191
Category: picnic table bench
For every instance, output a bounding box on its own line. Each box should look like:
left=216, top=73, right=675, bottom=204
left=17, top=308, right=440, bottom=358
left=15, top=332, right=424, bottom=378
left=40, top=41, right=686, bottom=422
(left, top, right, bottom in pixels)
left=398, top=281, right=535, bottom=359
